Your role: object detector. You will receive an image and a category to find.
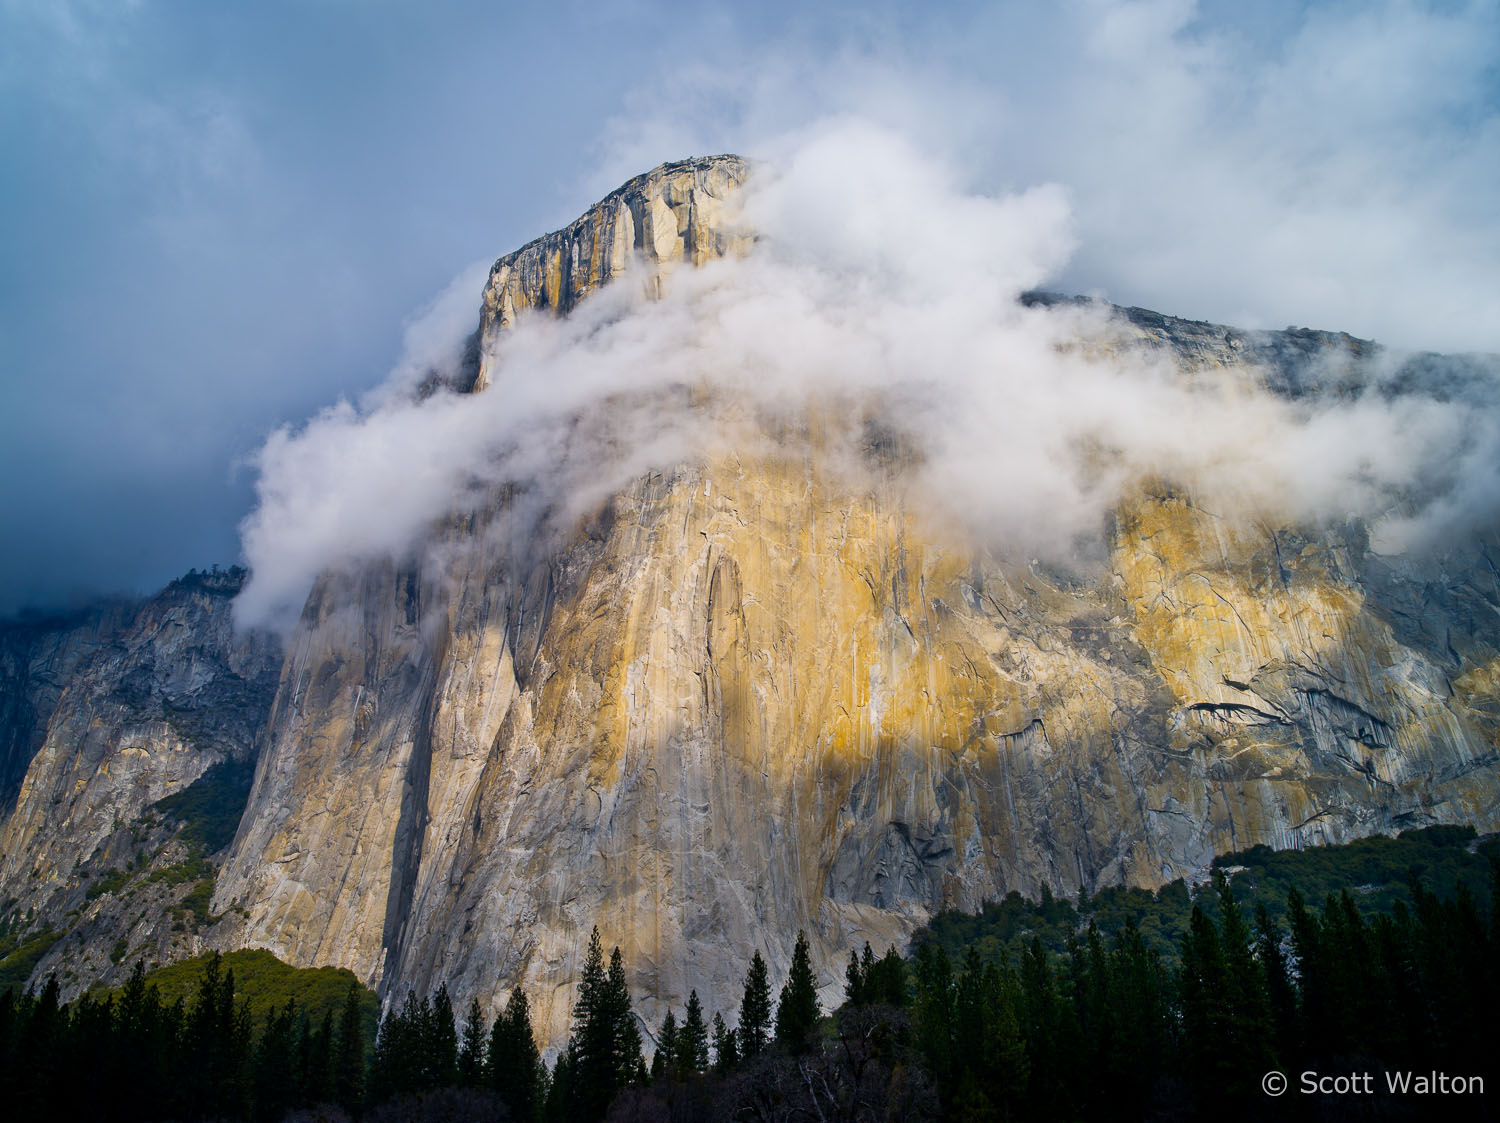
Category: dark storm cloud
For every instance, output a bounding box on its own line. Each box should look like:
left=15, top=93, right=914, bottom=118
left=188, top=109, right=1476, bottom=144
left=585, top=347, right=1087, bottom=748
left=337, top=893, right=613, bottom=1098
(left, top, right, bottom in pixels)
left=2, top=0, right=1497, bottom=617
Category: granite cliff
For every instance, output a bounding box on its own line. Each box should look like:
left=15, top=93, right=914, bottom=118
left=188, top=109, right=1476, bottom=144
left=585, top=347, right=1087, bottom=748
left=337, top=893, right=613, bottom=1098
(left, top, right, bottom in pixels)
left=0, top=569, right=279, bottom=984
left=2, top=156, right=1498, bottom=1048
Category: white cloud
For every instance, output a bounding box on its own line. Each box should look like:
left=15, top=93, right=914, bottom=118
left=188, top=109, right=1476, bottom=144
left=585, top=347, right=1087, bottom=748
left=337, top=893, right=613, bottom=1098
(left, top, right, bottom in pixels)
left=235, top=118, right=1500, bottom=632
left=584, top=0, right=1500, bottom=353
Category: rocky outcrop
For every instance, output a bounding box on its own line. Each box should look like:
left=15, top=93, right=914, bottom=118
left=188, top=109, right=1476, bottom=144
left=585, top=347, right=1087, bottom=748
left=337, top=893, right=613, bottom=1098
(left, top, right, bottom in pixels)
left=204, top=157, right=1500, bottom=1049
left=0, top=599, right=137, bottom=821
left=468, top=155, right=750, bottom=392
left=0, top=569, right=280, bottom=954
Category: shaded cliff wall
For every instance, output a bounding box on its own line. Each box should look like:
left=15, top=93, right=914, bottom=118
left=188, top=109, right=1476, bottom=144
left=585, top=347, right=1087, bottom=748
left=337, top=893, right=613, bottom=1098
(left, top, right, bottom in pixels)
left=0, top=569, right=280, bottom=947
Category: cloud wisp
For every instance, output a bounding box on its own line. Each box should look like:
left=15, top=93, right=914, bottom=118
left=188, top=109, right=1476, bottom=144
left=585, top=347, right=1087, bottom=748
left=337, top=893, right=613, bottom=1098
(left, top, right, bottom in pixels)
left=234, top=121, right=1500, bottom=632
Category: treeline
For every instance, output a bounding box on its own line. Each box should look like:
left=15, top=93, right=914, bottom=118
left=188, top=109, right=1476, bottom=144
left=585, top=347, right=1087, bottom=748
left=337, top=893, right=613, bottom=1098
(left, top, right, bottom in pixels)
left=3, top=846, right=1498, bottom=1120
left=0, top=955, right=366, bottom=1123
left=916, top=823, right=1499, bottom=967
left=0, top=926, right=859, bottom=1122
left=903, top=867, right=1499, bottom=1121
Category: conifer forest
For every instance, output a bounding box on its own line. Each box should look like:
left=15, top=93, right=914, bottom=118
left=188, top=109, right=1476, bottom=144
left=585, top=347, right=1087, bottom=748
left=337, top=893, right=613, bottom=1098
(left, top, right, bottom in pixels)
left=1, top=826, right=1495, bottom=1120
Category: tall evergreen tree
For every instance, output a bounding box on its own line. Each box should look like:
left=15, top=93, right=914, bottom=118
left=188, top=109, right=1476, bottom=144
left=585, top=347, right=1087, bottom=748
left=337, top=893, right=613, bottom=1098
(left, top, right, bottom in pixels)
left=489, top=987, right=541, bottom=1122
left=333, top=982, right=365, bottom=1114
left=845, top=948, right=865, bottom=1007
left=1110, top=916, right=1169, bottom=1114
left=913, top=943, right=955, bottom=1082
left=252, top=999, right=299, bottom=1123
left=114, top=962, right=164, bottom=1123
left=1254, top=901, right=1297, bottom=1064
left=297, top=1007, right=334, bottom=1107
left=1214, top=870, right=1276, bottom=1097
left=458, top=997, right=486, bottom=1086
left=18, top=975, right=64, bottom=1122
left=678, top=990, right=709, bottom=1075
left=738, top=951, right=773, bottom=1058
left=871, top=946, right=908, bottom=1008
left=425, top=983, right=459, bottom=1089
left=567, top=928, right=641, bottom=1118
left=606, top=947, right=645, bottom=1087
left=370, top=991, right=428, bottom=1102
left=711, top=1011, right=738, bottom=1073
left=1018, top=936, right=1068, bottom=1120
left=185, top=954, right=251, bottom=1120
left=1286, top=887, right=1328, bottom=1053
left=66, top=991, right=116, bottom=1121
left=651, top=1010, right=678, bottom=1082
left=775, top=930, right=821, bottom=1053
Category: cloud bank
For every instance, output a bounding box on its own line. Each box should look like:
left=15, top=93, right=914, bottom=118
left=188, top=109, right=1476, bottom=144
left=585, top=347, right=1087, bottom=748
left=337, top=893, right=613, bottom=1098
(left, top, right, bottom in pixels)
left=6, top=1, right=1498, bottom=617
left=235, top=120, right=1500, bottom=632
left=588, top=0, right=1500, bottom=356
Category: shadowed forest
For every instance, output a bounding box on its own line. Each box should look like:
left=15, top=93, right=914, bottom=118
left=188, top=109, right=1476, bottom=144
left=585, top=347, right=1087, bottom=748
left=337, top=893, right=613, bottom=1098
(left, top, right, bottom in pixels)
left=1, top=826, right=1496, bottom=1121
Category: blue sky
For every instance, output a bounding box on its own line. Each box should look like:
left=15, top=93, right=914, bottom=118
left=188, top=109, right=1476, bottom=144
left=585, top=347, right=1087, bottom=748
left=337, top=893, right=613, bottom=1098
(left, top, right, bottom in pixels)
left=2, top=0, right=1497, bottom=615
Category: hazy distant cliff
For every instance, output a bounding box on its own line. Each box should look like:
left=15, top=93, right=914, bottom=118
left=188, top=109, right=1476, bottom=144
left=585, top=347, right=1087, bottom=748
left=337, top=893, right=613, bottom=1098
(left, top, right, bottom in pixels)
left=2, top=156, right=1498, bottom=1047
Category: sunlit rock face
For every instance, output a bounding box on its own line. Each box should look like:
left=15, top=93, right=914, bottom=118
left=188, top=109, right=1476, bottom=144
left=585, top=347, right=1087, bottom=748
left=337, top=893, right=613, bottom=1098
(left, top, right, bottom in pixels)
left=468, top=155, right=751, bottom=392
left=0, top=570, right=280, bottom=938
left=198, top=155, right=1500, bottom=1049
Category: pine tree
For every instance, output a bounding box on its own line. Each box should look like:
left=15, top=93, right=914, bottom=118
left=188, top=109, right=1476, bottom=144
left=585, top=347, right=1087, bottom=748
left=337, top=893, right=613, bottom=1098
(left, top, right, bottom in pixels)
left=458, top=997, right=486, bottom=1087
left=489, top=987, right=541, bottom=1121
left=297, top=1007, right=334, bottom=1106
left=546, top=1051, right=573, bottom=1123
left=1110, top=916, right=1169, bottom=1113
left=913, top=943, right=955, bottom=1082
left=1287, top=886, right=1328, bottom=1054
left=711, top=1011, right=738, bottom=1073
left=1255, top=901, right=1297, bottom=1065
left=252, top=999, right=298, bottom=1123
left=18, top=975, right=65, bottom=1122
left=567, top=929, right=640, bottom=1118
left=606, top=948, right=644, bottom=1088
left=986, top=960, right=1029, bottom=1119
left=333, top=983, right=365, bottom=1113
left=775, top=930, right=821, bottom=1053
left=953, top=946, right=992, bottom=1082
left=678, top=990, right=709, bottom=1075
left=845, top=949, right=865, bottom=1007
left=368, top=1000, right=401, bottom=1104
left=186, top=954, right=250, bottom=1120
left=115, top=962, right=162, bottom=1122
left=872, top=946, right=908, bottom=1007
left=370, top=991, right=429, bottom=1102
left=568, top=928, right=611, bottom=1117
left=1214, top=870, right=1274, bottom=1082
left=425, top=983, right=459, bottom=1088
left=1018, top=936, right=1067, bottom=1120
left=652, top=1010, right=678, bottom=1081
left=739, top=951, right=773, bottom=1058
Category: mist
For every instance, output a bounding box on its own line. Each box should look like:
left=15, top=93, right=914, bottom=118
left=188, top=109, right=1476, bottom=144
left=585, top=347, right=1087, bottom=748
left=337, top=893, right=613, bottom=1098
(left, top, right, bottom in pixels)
left=6, top=1, right=1498, bottom=618
left=235, top=120, right=1500, bottom=633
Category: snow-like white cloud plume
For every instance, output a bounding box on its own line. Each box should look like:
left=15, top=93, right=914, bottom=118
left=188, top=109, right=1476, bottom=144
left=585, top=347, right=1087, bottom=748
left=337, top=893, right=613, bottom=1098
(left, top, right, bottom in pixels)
left=235, top=119, right=1500, bottom=632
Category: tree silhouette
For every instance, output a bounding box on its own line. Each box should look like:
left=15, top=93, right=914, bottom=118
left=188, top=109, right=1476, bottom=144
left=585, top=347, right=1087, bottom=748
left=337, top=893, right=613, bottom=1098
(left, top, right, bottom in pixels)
left=739, top=950, right=773, bottom=1058
left=775, top=929, right=821, bottom=1053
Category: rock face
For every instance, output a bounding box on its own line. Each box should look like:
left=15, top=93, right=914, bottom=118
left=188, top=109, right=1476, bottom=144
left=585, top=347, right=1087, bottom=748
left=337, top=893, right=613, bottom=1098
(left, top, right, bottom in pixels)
left=0, top=569, right=280, bottom=981
left=203, top=156, right=1500, bottom=1048
left=4, top=156, right=1499, bottom=1047
left=467, top=155, right=750, bottom=392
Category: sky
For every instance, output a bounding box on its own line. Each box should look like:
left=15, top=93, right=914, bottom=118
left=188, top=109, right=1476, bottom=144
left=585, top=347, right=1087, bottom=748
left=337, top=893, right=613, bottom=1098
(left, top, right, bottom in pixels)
left=2, top=0, right=1498, bottom=618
